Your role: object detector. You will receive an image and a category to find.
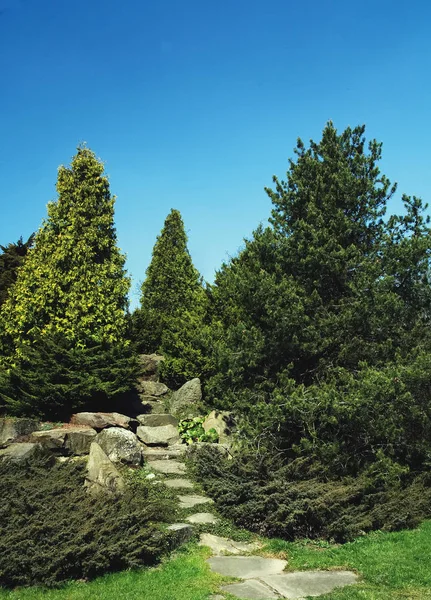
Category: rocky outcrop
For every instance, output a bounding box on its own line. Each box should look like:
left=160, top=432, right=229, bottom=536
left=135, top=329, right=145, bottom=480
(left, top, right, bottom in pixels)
left=0, top=442, right=43, bottom=463
left=95, top=428, right=142, bottom=466
left=85, top=442, right=125, bottom=493
left=31, top=426, right=97, bottom=455
left=0, top=418, right=40, bottom=448
left=137, top=424, right=180, bottom=446
left=71, top=412, right=131, bottom=430
left=138, top=353, right=164, bottom=382
left=136, top=381, right=169, bottom=397
left=169, top=378, right=202, bottom=419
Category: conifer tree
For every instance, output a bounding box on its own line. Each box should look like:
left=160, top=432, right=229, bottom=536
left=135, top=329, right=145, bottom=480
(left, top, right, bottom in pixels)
left=1, top=146, right=130, bottom=350
left=0, top=234, right=34, bottom=307
left=0, top=147, right=136, bottom=418
left=133, top=209, right=207, bottom=385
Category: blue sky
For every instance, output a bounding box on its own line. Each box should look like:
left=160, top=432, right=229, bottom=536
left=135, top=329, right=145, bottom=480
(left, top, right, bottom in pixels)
left=1, top=0, right=430, bottom=308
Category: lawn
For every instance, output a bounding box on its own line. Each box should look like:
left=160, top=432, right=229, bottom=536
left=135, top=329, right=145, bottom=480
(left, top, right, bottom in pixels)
left=1, top=521, right=430, bottom=600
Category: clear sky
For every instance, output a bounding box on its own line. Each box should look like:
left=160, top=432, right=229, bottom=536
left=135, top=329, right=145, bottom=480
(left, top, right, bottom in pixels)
left=1, top=0, right=430, bottom=308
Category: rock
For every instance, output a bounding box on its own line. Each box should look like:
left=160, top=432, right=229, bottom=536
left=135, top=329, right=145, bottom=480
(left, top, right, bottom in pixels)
left=138, top=353, right=164, bottom=382
left=167, top=523, right=194, bottom=546
left=259, top=570, right=359, bottom=598
left=0, top=418, right=39, bottom=448
left=137, top=424, right=180, bottom=446
left=137, top=381, right=169, bottom=397
left=32, top=429, right=67, bottom=450
left=207, top=556, right=287, bottom=579
left=70, top=412, right=131, bottom=430
left=188, top=513, right=219, bottom=524
left=95, top=428, right=142, bottom=466
left=136, top=397, right=167, bottom=414
left=199, top=533, right=260, bottom=555
left=221, top=580, right=278, bottom=599
left=142, top=446, right=186, bottom=460
left=149, top=459, right=186, bottom=474
left=203, top=411, right=235, bottom=445
left=178, top=494, right=214, bottom=509
left=164, top=478, right=194, bottom=489
left=64, top=428, right=97, bottom=455
left=137, top=414, right=178, bottom=427
left=85, top=442, right=125, bottom=493
left=170, top=378, right=202, bottom=419
left=0, top=442, right=43, bottom=463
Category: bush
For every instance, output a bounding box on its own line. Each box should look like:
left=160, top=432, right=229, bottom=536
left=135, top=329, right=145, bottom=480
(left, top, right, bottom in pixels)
left=0, top=456, right=176, bottom=588
left=189, top=445, right=431, bottom=543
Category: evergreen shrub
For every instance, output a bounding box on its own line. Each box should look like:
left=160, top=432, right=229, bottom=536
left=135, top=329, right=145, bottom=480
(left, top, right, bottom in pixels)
left=0, top=456, right=176, bottom=588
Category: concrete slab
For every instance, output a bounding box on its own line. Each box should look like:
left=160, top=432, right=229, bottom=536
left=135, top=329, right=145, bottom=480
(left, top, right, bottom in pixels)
left=164, top=478, right=194, bottom=489
left=200, top=533, right=260, bottom=555
left=260, top=570, right=359, bottom=599
left=187, top=513, right=219, bottom=524
left=221, top=580, right=278, bottom=599
left=149, top=460, right=186, bottom=474
left=178, top=494, right=214, bottom=509
left=207, top=556, right=287, bottom=579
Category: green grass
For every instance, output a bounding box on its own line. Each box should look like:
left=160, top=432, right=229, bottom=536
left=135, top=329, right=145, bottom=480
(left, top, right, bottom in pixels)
left=1, top=522, right=430, bottom=599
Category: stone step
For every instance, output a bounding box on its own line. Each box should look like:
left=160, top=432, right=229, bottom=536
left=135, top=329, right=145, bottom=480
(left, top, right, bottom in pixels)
left=187, top=513, right=219, bottom=525
left=149, top=460, right=187, bottom=475
left=164, top=478, right=194, bottom=489
left=137, top=424, right=180, bottom=446
left=178, top=494, right=214, bottom=509
left=143, top=445, right=186, bottom=461
left=199, top=533, right=260, bottom=555
left=137, top=414, right=178, bottom=427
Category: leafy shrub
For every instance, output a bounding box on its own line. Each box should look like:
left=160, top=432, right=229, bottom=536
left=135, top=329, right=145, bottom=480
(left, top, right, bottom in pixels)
left=178, top=417, right=219, bottom=444
left=0, top=456, right=176, bottom=588
left=189, top=445, right=431, bottom=543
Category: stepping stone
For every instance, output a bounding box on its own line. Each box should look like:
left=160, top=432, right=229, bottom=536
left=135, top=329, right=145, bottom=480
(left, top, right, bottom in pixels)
left=178, top=494, right=214, bottom=509
left=164, top=478, right=194, bottom=489
left=207, top=556, right=287, bottom=579
left=149, top=460, right=186, bottom=474
left=259, top=570, right=359, bottom=599
left=187, top=513, right=219, bottom=524
left=137, top=424, right=180, bottom=446
left=137, top=414, right=178, bottom=427
left=221, top=579, right=278, bottom=599
left=199, top=533, right=260, bottom=555
left=143, top=446, right=185, bottom=460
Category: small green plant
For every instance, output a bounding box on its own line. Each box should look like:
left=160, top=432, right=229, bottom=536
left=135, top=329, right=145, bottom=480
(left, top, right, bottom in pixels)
left=178, top=417, right=219, bottom=445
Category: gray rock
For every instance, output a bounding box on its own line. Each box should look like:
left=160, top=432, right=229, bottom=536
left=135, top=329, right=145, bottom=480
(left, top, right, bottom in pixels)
left=0, top=418, right=40, bottom=447
left=164, top=478, right=194, bottom=489
left=169, top=378, right=202, bottom=419
left=143, top=445, right=186, bottom=460
left=137, top=414, right=178, bottom=427
left=188, top=513, right=219, bottom=524
left=199, top=533, right=260, bottom=555
left=221, top=580, right=278, bottom=599
left=95, top=428, right=142, bottom=465
left=167, top=523, right=194, bottom=546
left=137, top=424, right=180, bottom=446
left=71, top=412, right=131, bottom=430
left=64, top=427, right=97, bottom=455
left=137, top=397, right=168, bottom=414
left=138, top=353, right=164, bottom=382
left=137, top=381, right=169, bottom=397
left=0, top=442, right=43, bottom=463
left=85, top=442, right=125, bottom=493
left=149, top=460, right=186, bottom=474
left=207, top=556, right=287, bottom=579
left=178, top=494, right=214, bottom=509
left=203, top=411, right=235, bottom=445
left=259, top=570, right=359, bottom=598
left=32, top=429, right=67, bottom=449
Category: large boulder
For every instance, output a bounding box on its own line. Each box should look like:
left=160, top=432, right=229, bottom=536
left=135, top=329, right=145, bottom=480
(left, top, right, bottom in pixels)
left=0, top=418, right=40, bottom=448
left=169, top=378, right=202, bottom=419
left=95, top=428, right=142, bottom=466
left=136, top=381, right=169, bottom=397
left=0, top=442, right=43, bottom=463
left=85, top=442, right=125, bottom=493
left=70, top=412, right=131, bottom=430
left=203, top=411, right=235, bottom=445
left=138, top=353, right=164, bottom=382
left=32, top=429, right=67, bottom=450
left=64, top=427, right=97, bottom=455
left=137, top=424, right=180, bottom=447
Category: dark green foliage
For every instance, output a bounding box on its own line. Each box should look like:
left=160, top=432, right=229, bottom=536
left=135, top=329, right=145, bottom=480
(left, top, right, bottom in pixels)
left=0, top=332, right=140, bottom=420
left=132, top=209, right=207, bottom=386
left=0, top=235, right=34, bottom=307
left=189, top=445, right=431, bottom=543
left=0, top=456, right=176, bottom=588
